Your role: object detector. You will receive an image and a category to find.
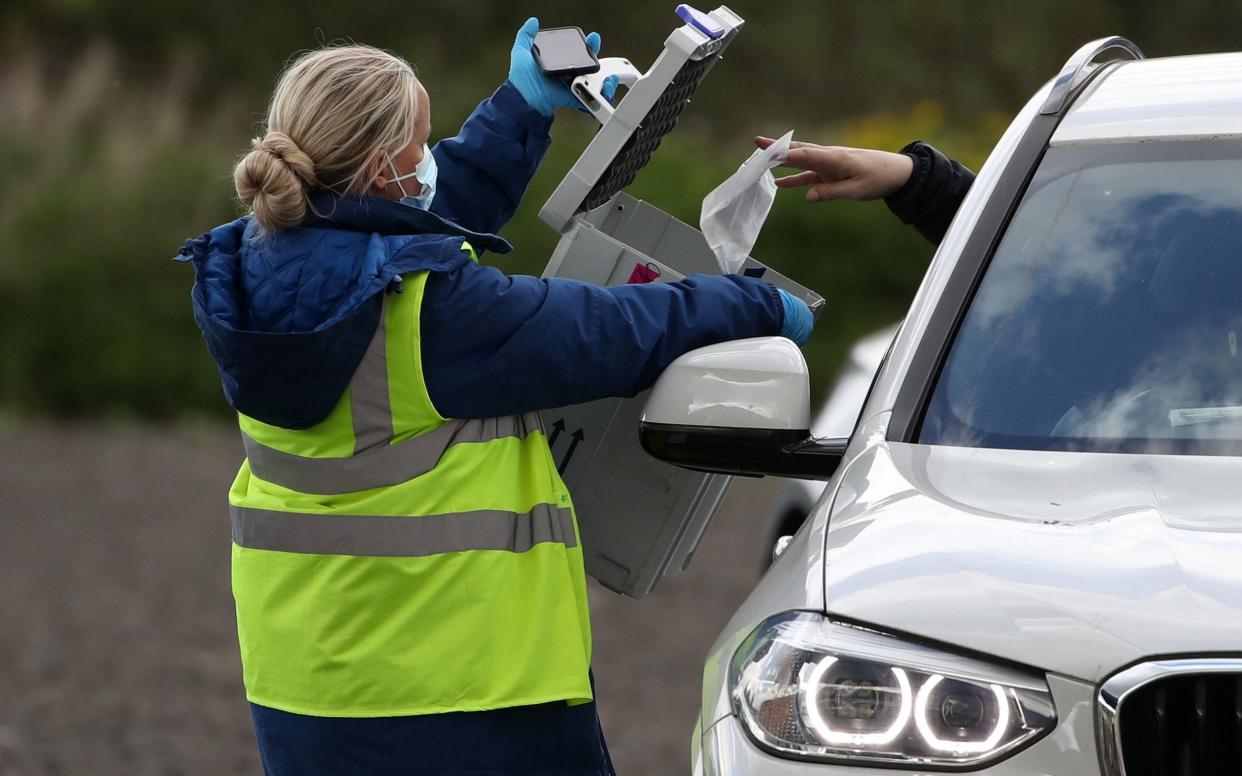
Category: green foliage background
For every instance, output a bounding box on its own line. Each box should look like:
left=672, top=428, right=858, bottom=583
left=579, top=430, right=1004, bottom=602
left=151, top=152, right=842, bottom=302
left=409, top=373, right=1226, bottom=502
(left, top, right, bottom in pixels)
left=3, top=0, right=1240, bottom=421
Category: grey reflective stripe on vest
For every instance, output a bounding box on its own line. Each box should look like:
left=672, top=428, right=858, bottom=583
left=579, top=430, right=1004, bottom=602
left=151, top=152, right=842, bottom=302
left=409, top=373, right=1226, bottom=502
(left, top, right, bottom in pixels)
left=230, top=502, right=577, bottom=557
left=349, top=296, right=394, bottom=455
left=242, top=414, right=536, bottom=494
left=240, top=291, right=543, bottom=494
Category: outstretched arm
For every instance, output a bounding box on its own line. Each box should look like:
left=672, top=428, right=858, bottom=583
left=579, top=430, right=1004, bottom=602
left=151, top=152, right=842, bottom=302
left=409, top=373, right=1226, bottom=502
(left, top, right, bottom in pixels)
left=430, top=18, right=614, bottom=236
left=758, top=136, right=975, bottom=246
left=882, top=141, right=976, bottom=245
left=429, top=82, right=552, bottom=235
left=419, top=258, right=804, bottom=419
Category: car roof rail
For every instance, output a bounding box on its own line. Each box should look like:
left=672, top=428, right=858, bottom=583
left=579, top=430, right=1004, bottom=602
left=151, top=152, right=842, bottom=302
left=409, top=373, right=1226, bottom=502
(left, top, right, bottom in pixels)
left=1039, top=36, right=1144, bottom=116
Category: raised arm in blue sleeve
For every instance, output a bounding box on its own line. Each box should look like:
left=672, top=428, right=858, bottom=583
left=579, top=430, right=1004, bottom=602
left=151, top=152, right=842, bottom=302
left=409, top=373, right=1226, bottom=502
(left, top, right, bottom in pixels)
left=419, top=262, right=786, bottom=419
left=429, top=82, right=553, bottom=236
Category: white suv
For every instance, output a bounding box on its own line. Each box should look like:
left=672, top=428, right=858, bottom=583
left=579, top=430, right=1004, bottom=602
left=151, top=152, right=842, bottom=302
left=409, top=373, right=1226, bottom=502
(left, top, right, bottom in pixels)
left=639, top=38, right=1242, bottom=774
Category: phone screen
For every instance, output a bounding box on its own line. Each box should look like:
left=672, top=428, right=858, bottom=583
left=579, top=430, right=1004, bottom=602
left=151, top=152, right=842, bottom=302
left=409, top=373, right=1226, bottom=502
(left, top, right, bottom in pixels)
left=534, top=28, right=597, bottom=74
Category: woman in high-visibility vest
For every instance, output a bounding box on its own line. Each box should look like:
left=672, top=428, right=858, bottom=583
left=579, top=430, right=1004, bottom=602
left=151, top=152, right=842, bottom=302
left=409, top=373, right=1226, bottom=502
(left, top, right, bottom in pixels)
left=180, top=19, right=813, bottom=776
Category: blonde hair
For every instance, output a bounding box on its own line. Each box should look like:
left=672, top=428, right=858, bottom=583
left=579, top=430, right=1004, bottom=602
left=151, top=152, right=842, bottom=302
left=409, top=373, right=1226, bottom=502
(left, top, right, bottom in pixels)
left=234, top=45, right=421, bottom=231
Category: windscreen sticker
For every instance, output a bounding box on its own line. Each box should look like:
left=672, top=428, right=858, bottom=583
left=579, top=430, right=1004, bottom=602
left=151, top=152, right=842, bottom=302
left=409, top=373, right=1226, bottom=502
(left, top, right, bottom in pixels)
left=1168, top=406, right=1242, bottom=427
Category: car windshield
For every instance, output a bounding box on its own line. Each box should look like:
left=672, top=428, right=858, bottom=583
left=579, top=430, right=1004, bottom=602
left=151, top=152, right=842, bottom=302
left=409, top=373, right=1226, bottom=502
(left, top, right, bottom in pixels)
left=921, top=139, right=1242, bottom=455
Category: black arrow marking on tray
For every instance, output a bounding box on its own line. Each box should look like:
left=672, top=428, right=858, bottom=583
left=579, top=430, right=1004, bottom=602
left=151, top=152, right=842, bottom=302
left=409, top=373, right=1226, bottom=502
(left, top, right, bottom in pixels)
left=558, top=428, right=585, bottom=474
left=548, top=418, right=565, bottom=448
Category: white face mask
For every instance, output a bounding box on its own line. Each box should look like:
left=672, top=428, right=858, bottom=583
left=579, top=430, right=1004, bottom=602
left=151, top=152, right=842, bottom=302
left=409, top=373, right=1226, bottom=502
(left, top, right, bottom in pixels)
left=387, top=144, right=437, bottom=210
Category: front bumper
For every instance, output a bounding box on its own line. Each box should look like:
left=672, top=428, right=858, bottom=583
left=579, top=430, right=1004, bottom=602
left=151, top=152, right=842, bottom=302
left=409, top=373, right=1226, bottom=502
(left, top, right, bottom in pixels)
left=697, top=674, right=1101, bottom=775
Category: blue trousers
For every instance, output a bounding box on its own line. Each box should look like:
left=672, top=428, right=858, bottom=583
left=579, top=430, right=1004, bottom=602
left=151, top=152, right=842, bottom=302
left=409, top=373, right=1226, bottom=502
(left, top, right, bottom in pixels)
left=250, top=696, right=617, bottom=776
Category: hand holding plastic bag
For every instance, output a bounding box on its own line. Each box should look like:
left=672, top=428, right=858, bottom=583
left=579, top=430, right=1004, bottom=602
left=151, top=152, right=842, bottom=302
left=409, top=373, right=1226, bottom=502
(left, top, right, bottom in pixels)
left=700, top=130, right=793, bottom=274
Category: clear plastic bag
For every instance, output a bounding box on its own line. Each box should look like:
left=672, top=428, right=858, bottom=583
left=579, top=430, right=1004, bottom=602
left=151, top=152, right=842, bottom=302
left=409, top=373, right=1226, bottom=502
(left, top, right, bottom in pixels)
left=700, top=130, right=793, bottom=274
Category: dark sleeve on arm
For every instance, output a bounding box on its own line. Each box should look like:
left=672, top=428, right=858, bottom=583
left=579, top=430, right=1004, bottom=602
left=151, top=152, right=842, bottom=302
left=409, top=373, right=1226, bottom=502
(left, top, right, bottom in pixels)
left=882, top=140, right=976, bottom=246
left=428, top=81, right=553, bottom=235
left=419, top=263, right=785, bottom=419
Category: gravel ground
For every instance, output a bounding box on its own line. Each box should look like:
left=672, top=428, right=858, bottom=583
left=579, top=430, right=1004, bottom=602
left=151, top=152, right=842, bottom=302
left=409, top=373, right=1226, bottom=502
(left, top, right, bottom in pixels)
left=0, top=424, right=789, bottom=775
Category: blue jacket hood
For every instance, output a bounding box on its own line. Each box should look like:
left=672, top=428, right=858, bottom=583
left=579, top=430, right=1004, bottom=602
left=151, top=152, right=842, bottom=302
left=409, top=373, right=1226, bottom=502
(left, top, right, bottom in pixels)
left=179, top=194, right=511, bottom=429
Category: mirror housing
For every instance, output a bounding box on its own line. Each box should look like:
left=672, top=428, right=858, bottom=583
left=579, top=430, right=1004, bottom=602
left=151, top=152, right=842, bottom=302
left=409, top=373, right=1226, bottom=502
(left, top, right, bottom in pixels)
left=640, top=337, right=847, bottom=480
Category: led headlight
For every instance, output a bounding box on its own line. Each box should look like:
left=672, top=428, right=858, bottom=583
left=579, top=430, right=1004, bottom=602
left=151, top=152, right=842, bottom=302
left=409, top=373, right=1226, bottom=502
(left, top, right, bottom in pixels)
left=730, top=612, right=1055, bottom=768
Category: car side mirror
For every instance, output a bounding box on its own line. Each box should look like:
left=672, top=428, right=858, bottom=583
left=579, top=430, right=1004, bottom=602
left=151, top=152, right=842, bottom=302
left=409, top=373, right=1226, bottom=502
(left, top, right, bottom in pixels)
left=639, top=337, right=847, bottom=480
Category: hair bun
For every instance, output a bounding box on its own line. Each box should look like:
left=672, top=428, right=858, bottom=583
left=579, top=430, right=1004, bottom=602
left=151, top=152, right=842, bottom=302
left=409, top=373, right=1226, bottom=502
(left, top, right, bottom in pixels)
left=233, top=44, right=421, bottom=230
left=233, top=131, right=318, bottom=232
left=255, top=131, right=318, bottom=187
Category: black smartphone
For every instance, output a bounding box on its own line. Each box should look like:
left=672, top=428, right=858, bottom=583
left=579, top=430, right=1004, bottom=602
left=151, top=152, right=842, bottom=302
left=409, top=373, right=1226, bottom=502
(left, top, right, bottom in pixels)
left=533, top=27, right=600, bottom=78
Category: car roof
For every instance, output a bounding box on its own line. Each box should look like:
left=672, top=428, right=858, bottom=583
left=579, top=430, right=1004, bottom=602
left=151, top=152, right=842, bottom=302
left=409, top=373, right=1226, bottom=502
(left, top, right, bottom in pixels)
left=1052, top=52, right=1242, bottom=146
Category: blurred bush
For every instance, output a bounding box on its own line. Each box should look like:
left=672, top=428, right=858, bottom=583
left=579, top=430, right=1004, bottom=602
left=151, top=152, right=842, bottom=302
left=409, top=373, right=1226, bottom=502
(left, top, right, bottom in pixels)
left=0, top=47, right=241, bottom=419
left=3, top=0, right=1238, bottom=420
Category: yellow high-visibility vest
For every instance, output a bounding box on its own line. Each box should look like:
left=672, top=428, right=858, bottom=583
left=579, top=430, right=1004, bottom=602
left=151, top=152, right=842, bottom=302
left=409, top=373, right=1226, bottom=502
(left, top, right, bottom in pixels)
left=228, top=253, right=592, bottom=717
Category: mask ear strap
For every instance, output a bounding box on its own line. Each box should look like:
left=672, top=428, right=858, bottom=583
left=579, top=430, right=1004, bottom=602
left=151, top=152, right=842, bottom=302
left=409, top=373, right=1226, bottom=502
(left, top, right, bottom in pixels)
left=384, top=153, right=413, bottom=198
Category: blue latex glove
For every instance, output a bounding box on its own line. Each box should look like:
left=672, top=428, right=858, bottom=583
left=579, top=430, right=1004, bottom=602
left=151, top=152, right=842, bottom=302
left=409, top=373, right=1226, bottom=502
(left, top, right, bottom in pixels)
left=509, top=17, right=617, bottom=117
left=777, top=289, right=814, bottom=345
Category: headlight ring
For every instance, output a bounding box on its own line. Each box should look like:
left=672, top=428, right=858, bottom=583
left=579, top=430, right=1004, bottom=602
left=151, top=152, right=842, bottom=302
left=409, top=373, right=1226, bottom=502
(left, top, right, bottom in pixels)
left=730, top=611, right=1057, bottom=768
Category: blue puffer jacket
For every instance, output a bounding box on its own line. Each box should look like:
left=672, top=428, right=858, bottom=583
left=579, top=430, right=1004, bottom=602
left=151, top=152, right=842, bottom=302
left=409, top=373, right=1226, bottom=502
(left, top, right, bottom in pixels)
left=179, top=81, right=785, bottom=428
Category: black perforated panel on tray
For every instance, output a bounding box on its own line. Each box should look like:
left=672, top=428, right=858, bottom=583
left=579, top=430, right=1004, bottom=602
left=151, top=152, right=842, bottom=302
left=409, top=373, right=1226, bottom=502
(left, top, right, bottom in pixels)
left=579, top=53, right=717, bottom=213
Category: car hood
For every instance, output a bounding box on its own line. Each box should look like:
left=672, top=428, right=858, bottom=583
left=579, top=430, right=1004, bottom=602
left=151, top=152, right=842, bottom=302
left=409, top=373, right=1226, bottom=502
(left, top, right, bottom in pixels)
left=823, top=436, right=1242, bottom=682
